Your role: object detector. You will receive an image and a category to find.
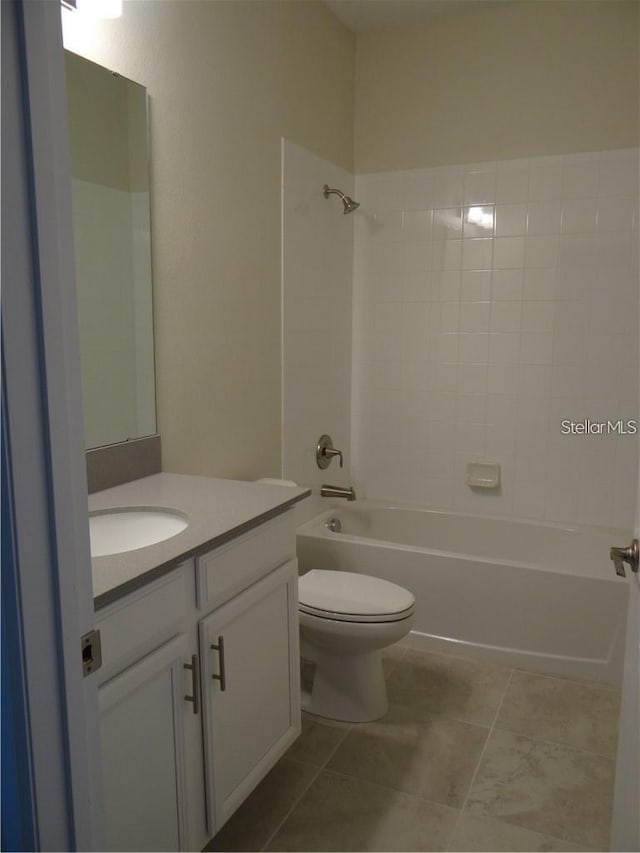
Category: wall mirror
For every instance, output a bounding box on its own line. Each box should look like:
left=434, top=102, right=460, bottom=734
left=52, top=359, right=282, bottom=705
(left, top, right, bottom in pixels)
left=65, top=50, right=156, bottom=449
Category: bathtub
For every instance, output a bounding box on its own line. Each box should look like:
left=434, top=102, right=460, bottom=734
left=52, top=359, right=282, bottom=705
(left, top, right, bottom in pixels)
left=296, top=503, right=630, bottom=686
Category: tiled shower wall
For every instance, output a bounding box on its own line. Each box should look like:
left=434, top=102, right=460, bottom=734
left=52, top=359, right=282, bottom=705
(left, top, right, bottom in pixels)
left=282, top=140, right=353, bottom=492
left=351, top=149, right=639, bottom=528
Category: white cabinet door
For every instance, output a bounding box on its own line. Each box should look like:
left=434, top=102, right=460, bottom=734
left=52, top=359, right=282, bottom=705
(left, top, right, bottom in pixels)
left=99, top=635, right=189, bottom=852
left=199, top=559, right=301, bottom=834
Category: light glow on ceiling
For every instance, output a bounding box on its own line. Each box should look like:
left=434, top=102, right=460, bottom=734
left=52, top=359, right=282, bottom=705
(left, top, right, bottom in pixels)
left=76, top=0, right=122, bottom=19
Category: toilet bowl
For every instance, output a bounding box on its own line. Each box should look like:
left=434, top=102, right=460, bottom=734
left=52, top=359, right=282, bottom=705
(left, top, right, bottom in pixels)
left=298, top=569, right=415, bottom=722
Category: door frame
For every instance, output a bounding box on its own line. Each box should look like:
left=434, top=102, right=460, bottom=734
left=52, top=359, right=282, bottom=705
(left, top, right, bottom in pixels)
left=2, top=0, right=103, bottom=848
left=611, top=455, right=640, bottom=850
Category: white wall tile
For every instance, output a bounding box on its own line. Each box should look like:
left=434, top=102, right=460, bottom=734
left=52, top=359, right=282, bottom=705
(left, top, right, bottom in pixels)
left=432, top=166, right=464, bottom=208
left=489, top=332, right=521, bottom=363
left=558, top=233, right=596, bottom=267
left=461, top=270, right=492, bottom=301
left=433, top=207, right=463, bottom=240
left=458, top=333, right=490, bottom=363
left=495, top=159, right=529, bottom=203
left=492, top=268, right=524, bottom=300
left=463, top=205, right=495, bottom=238
left=404, top=241, right=432, bottom=273
left=527, top=201, right=562, bottom=235
left=599, top=158, right=638, bottom=198
left=562, top=198, right=598, bottom=233
left=491, top=301, right=522, bottom=332
left=597, top=231, right=633, bottom=267
left=494, top=236, right=525, bottom=269
left=523, top=267, right=557, bottom=300
left=403, top=169, right=434, bottom=211
left=487, top=362, right=520, bottom=394
left=528, top=156, right=563, bottom=201
left=431, top=269, right=461, bottom=301
left=464, top=165, right=497, bottom=205
left=522, top=301, right=555, bottom=333
left=562, top=155, right=600, bottom=199
left=525, top=235, right=559, bottom=268
left=403, top=209, right=433, bottom=241
left=520, top=333, right=554, bottom=364
left=597, top=197, right=636, bottom=232
left=440, top=301, right=460, bottom=332
left=519, top=364, right=552, bottom=397
left=457, top=363, right=488, bottom=394
left=460, top=301, right=491, bottom=332
left=436, top=333, right=459, bottom=362
left=431, top=239, right=462, bottom=270
left=462, top=238, right=493, bottom=270
left=495, top=203, right=527, bottom=237
left=350, top=149, right=638, bottom=527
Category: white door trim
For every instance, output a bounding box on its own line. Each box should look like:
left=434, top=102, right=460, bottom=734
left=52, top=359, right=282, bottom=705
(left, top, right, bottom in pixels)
left=2, top=0, right=103, bottom=848
left=611, top=451, right=640, bottom=850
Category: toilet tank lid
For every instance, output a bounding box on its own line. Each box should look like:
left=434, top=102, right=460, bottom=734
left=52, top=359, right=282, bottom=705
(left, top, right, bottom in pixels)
left=298, top=569, right=415, bottom=617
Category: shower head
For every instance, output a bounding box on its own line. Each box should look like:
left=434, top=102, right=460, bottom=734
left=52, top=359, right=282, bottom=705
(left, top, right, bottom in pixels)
left=323, top=184, right=360, bottom=215
left=343, top=195, right=360, bottom=214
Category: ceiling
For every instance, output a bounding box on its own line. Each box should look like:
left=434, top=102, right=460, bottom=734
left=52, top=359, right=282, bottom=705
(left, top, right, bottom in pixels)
left=324, top=0, right=510, bottom=32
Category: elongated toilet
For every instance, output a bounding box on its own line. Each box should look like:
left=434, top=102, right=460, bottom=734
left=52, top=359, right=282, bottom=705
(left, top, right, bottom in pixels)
left=298, top=569, right=415, bottom=722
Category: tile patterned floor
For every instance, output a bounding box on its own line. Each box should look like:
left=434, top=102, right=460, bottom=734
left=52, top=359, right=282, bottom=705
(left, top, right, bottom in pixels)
left=204, top=646, right=620, bottom=852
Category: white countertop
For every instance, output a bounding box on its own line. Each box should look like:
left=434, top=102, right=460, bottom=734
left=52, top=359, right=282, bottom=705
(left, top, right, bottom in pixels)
left=90, top=473, right=310, bottom=608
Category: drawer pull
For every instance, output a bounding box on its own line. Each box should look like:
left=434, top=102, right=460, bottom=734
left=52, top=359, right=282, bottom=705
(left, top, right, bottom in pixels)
left=183, top=654, right=200, bottom=715
left=211, top=636, right=227, bottom=692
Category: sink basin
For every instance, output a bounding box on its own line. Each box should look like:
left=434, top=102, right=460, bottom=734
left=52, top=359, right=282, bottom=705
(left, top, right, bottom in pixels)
left=89, top=507, right=189, bottom=557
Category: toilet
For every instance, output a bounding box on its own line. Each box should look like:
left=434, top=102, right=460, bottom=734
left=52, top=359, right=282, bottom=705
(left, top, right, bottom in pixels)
left=298, top=569, right=415, bottom=722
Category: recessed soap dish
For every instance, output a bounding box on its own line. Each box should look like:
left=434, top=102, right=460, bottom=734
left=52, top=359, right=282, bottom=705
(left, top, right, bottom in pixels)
left=466, top=462, right=501, bottom=489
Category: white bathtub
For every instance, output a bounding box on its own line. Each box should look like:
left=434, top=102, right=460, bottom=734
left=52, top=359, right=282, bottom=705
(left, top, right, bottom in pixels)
left=296, top=503, right=630, bottom=686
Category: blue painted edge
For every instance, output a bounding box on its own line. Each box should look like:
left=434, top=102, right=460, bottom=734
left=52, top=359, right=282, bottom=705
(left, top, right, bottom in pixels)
left=1, top=347, right=37, bottom=852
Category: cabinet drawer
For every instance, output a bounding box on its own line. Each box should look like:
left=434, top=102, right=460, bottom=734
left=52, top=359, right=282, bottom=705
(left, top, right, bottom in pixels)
left=96, top=564, right=190, bottom=682
left=196, top=510, right=295, bottom=611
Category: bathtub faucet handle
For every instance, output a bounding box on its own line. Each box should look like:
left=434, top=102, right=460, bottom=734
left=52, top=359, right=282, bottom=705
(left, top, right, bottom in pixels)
left=325, top=447, right=344, bottom=468
left=609, top=539, right=639, bottom=578
left=316, top=434, right=344, bottom=469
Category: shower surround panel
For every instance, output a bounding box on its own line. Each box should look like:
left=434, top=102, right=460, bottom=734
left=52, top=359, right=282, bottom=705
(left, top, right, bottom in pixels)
left=351, top=149, right=639, bottom=528
left=281, top=140, right=354, bottom=492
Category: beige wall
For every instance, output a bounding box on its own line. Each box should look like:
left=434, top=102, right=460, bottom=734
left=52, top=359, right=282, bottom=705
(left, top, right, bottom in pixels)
left=63, top=0, right=355, bottom=479
left=355, top=0, right=639, bottom=173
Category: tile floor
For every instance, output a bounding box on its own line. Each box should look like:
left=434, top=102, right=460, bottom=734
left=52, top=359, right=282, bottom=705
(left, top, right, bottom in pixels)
left=204, top=645, right=620, bottom=852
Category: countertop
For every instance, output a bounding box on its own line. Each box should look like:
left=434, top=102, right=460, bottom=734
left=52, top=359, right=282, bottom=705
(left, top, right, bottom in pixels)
left=90, top=473, right=310, bottom=609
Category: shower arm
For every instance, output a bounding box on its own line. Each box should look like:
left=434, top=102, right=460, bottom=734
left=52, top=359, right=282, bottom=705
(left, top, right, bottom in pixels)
left=323, top=185, right=344, bottom=200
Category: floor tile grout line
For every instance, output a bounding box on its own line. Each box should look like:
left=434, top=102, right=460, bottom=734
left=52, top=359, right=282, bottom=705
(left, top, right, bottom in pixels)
left=445, top=667, right=516, bottom=852
left=260, top=650, right=616, bottom=852
left=318, top=721, right=354, bottom=770
left=317, top=764, right=463, bottom=815
left=490, top=722, right=618, bottom=761
left=512, top=666, right=622, bottom=693
left=259, top=763, right=322, bottom=853
left=383, top=699, right=503, bottom=733
left=260, top=721, right=353, bottom=852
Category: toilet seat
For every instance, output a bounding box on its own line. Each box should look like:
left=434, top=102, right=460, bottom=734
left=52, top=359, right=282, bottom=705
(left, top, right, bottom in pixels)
left=299, top=569, right=415, bottom=624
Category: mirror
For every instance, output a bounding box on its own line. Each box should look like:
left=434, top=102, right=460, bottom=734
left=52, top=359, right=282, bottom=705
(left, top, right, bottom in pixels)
left=65, top=50, right=156, bottom=449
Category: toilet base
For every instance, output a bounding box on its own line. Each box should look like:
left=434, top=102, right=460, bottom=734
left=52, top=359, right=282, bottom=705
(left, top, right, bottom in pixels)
left=302, top=645, right=388, bottom=722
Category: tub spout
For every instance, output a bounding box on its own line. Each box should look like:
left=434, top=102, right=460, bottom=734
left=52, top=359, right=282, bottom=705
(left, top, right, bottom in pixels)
left=321, top=484, right=357, bottom=501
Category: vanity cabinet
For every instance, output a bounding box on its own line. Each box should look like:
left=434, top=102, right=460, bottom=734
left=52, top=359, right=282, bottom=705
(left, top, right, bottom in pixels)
left=99, top=635, right=190, bottom=852
left=94, top=508, right=301, bottom=851
left=95, top=565, right=200, bottom=852
left=199, top=558, right=300, bottom=833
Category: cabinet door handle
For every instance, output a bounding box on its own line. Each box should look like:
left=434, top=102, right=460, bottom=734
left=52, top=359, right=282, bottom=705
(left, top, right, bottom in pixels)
left=184, top=654, right=200, bottom=714
left=210, top=635, right=226, bottom=692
